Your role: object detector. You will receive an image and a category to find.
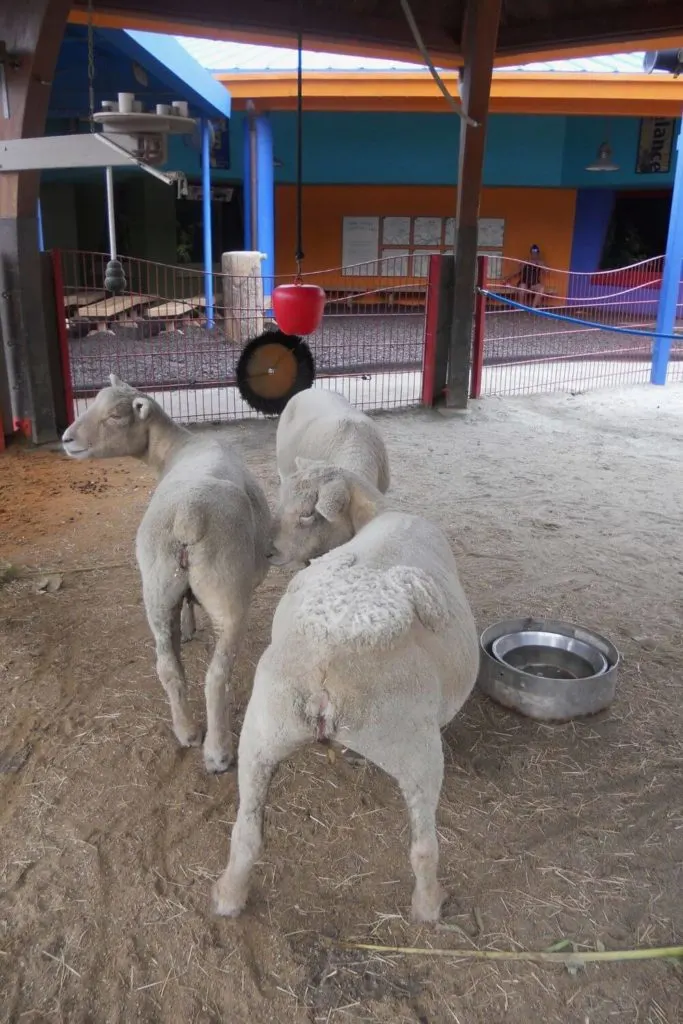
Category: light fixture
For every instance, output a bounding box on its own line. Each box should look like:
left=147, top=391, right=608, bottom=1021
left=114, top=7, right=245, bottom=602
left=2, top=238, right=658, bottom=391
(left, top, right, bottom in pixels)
left=132, top=62, right=148, bottom=87
left=585, top=141, right=619, bottom=172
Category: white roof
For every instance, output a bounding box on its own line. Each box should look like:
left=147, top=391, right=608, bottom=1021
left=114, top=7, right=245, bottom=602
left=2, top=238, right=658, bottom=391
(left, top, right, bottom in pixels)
left=176, top=38, right=651, bottom=75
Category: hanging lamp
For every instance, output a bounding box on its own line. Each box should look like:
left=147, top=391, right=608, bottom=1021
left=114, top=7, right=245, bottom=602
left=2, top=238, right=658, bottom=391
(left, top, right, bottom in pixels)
left=235, top=8, right=318, bottom=416
left=586, top=141, right=619, bottom=172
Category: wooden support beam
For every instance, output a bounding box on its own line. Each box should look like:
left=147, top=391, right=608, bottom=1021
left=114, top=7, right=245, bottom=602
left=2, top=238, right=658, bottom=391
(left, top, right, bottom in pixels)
left=0, top=0, right=72, bottom=442
left=444, top=0, right=501, bottom=410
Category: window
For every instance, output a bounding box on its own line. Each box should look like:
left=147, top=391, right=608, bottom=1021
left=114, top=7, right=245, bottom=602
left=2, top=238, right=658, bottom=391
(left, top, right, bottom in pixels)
left=342, top=215, right=504, bottom=277
left=600, top=191, right=672, bottom=269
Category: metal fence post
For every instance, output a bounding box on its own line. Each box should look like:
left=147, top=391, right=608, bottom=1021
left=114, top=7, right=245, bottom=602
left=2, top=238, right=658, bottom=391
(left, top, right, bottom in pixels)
left=470, top=254, right=488, bottom=399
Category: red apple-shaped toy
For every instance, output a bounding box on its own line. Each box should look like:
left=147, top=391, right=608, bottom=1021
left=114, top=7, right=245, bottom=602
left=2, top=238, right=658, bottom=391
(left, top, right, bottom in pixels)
left=272, top=282, right=326, bottom=336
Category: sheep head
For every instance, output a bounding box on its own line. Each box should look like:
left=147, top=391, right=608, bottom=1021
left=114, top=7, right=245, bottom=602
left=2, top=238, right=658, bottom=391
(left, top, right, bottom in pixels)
left=62, top=374, right=156, bottom=461
left=269, top=458, right=380, bottom=568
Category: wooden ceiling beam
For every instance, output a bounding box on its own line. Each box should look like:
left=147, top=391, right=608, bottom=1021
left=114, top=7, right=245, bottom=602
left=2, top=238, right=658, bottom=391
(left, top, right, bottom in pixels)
left=446, top=0, right=502, bottom=410
left=496, top=2, right=683, bottom=55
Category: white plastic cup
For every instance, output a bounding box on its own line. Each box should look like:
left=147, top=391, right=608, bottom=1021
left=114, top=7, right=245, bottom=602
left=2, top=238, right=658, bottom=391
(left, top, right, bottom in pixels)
left=118, top=92, right=135, bottom=113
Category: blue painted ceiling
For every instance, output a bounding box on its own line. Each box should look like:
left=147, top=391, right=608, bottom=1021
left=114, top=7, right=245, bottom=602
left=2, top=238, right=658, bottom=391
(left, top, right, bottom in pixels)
left=49, top=25, right=219, bottom=121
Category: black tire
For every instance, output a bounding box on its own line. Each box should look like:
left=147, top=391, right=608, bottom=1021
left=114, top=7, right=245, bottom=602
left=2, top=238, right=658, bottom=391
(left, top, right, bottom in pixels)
left=235, top=330, right=315, bottom=415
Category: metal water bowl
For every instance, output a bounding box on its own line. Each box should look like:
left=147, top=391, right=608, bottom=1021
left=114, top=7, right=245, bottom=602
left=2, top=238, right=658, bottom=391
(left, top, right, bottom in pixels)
left=478, top=617, right=619, bottom=721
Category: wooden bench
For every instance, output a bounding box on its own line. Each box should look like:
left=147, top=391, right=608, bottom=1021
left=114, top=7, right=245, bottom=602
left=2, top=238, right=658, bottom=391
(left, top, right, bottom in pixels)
left=326, top=285, right=427, bottom=309
left=75, top=294, right=155, bottom=320
left=486, top=280, right=559, bottom=308
left=63, top=291, right=105, bottom=311
left=145, top=299, right=203, bottom=319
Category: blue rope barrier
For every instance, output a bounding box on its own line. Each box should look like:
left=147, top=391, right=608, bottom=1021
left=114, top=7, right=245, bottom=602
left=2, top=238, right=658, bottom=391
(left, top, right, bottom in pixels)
left=482, top=289, right=683, bottom=345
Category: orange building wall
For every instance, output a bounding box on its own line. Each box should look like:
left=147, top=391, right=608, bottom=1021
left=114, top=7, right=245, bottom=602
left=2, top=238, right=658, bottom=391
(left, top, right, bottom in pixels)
left=275, top=185, right=577, bottom=284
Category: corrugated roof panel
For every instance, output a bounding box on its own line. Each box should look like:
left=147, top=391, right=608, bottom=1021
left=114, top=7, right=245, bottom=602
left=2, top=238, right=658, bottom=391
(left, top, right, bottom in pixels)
left=176, top=37, right=652, bottom=75
left=176, top=38, right=424, bottom=72
left=501, top=53, right=649, bottom=73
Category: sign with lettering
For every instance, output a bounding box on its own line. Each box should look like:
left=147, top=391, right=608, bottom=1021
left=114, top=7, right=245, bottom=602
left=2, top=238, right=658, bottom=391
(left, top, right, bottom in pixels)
left=184, top=185, right=234, bottom=202
left=210, top=119, right=231, bottom=170
left=636, top=118, right=675, bottom=174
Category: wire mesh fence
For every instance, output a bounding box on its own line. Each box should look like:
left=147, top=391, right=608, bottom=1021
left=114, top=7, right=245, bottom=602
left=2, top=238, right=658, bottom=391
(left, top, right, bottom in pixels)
left=57, top=251, right=427, bottom=424
left=55, top=249, right=683, bottom=422
left=478, top=256, right=683, bottom=397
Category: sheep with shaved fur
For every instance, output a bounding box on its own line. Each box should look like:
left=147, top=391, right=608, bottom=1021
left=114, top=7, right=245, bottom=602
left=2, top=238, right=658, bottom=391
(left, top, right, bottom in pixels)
left=62, top=375, right=271, bottom=774
left=275, top=387, right=390, bottom=492
left=213, top=466, right=479, bottom=922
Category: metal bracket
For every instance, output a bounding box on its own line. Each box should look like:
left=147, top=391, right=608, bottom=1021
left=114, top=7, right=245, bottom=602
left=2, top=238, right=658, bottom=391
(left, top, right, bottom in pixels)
left=165, top=171, right=189, bottom=198
left=0, top=132, right=187, bottom=188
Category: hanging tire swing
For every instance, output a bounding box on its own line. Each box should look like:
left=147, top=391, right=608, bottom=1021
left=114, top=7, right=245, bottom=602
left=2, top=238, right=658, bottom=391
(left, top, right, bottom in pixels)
left=235, top=330, right=315, bottom=416
left=236, top=12, right=324, bottom=416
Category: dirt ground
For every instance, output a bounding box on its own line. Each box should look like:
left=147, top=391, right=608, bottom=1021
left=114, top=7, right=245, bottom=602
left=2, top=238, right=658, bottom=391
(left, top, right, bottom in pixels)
left=1, top=385, right=682, bottom=1024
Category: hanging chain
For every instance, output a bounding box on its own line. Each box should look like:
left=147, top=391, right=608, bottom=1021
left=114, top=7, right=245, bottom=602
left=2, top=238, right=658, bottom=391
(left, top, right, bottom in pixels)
left=294, top=0, right=304, bottom=280
left=86, top=0, right=96, bottom=130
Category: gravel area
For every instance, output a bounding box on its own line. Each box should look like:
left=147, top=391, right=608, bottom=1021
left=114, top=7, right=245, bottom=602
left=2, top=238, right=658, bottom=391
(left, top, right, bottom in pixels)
left=67, top=309, right=680, bottom=395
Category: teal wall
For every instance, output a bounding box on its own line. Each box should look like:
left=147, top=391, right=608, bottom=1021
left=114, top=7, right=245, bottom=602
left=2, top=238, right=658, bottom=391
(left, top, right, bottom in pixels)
left=45, top=111, right=677, bottom=190
left=165, top=111, right=677, bottom=190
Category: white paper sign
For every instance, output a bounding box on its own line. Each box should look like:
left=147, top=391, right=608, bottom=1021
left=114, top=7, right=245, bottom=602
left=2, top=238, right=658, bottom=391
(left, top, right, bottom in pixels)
left=382, top=216, right=411, bottom=245
left=414, top=217, right=443, bottom=246
left=342, top=217, right=380, bottom=274
left=478, top=218, right=505, bottom=248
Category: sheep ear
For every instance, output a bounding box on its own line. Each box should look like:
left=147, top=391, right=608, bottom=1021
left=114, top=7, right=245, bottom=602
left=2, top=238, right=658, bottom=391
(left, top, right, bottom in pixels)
left=315, top=478, right=349, bottom=522
left=348, top=481, right=378, bottom=531
left=109, top=373, right=134, bottom=392
left=132, top=396, right=152, bottom=421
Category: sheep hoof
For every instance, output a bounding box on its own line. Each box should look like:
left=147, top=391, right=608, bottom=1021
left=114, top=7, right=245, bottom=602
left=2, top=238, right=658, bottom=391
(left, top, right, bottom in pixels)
left=411, top=886, right=446, bottom=924
left=212, top=881, right=246, bottom=918
left=203, top=745, right=234, bottom=775
left=176, top=723, right=204, bottom=748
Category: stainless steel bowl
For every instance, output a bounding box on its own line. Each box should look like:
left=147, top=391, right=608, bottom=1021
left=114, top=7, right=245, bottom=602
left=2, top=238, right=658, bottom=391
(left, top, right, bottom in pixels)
left=491, top=630, right=609, bottom=680
left=478, top=617, right=619, bottom=722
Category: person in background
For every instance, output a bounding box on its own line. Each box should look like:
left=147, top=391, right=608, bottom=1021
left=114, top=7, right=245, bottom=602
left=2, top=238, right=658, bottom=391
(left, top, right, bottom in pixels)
left=509, top=244, right=546, bottom=308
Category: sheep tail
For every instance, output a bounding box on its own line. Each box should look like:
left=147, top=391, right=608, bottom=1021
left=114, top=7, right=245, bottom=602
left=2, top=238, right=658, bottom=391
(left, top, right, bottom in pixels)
left=172, top=492, right=208, bottom=549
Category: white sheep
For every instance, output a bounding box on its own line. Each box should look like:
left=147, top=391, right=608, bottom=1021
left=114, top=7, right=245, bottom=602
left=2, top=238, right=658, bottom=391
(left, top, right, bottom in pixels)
left=275, top=387, right=390, bottom=492
left=213, top=465, right=479, bottom=922
left=62, top=374, right=271, bottom=774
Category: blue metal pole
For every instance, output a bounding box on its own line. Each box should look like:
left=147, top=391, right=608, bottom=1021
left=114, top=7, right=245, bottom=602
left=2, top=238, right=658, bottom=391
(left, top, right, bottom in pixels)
left=242, top=113, right=253, bottom=249
left=255, top=114, right=275, bottom=311
left=201, top=118, right=215, bottom=329
left=651, top=115, right=683, bottom=385
left=37, top=199, right=45, bottom=251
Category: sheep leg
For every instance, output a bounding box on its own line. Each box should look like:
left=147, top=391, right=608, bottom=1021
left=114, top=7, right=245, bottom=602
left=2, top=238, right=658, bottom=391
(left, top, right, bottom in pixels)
left=342, top=719, right=445, bottom=924
left=401, top=754, right=445, bottom=924
left=150, top=609, right=202, bottom=749
left=213, top=677, right=308, bottom=915
left=201, top=624, right=244, bottom=775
